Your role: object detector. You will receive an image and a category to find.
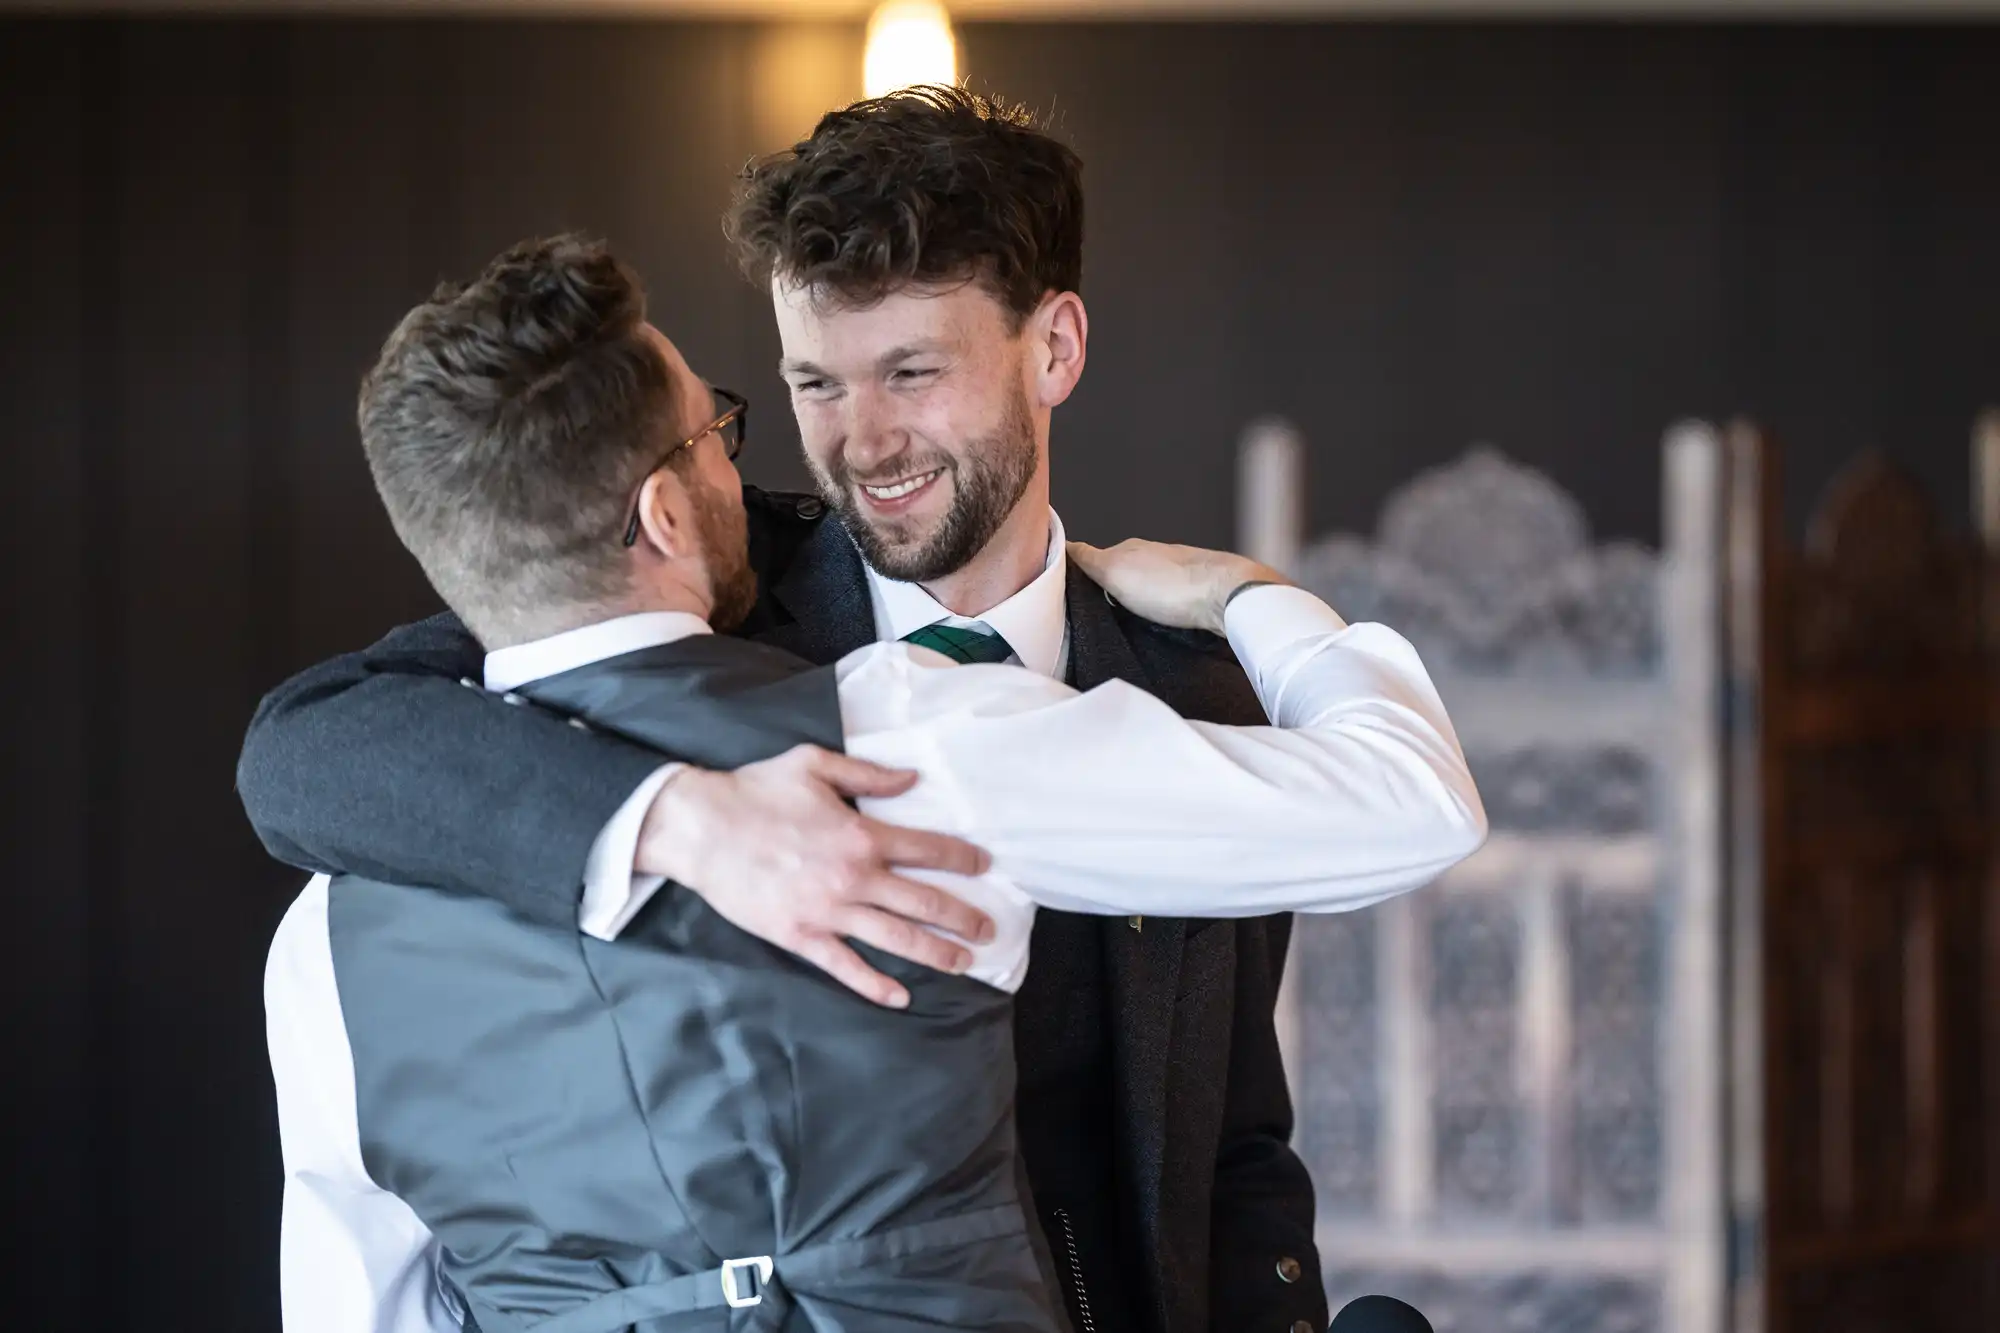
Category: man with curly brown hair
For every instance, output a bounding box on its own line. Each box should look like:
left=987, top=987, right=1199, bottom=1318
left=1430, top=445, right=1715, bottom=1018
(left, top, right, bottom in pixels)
left=240, top=88, right=1336, bottom=1333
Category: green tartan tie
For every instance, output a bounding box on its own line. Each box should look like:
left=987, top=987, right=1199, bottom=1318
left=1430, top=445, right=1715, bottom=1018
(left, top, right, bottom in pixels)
left=901, top=620, right=1016, bottom=665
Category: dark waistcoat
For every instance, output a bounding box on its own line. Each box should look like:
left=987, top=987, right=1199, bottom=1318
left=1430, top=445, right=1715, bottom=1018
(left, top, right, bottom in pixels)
left=328, top=635, right=1066, bottom=1333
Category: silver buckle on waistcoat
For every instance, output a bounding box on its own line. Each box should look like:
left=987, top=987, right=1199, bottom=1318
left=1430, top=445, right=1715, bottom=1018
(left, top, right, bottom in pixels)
left=719, top=1254, right=774, bottom=1308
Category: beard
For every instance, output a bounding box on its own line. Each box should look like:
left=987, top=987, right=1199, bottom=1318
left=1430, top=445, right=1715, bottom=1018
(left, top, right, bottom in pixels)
left=692, top=473, right=759, bottom=633
left=811, top=385, right=1039, bottom=585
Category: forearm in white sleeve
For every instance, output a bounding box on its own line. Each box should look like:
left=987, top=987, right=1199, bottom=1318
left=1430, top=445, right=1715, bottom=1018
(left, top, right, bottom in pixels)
left=888, top=586, right=1486, bottom=918
left=266, top=877, right=459, bottom=1333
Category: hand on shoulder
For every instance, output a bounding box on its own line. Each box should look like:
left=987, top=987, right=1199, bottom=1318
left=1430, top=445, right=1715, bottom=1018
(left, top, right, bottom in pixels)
left=1068, top=537, right=1288, bottom=636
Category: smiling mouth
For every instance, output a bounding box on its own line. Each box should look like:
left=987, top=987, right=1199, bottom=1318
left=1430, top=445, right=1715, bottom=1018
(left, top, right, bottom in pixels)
left=859, top=468, right=946, bottom=503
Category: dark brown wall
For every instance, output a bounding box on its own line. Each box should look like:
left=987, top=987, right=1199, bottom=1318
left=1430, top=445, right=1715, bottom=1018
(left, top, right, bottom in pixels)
left=2, top=18, right=1995, bottom=1327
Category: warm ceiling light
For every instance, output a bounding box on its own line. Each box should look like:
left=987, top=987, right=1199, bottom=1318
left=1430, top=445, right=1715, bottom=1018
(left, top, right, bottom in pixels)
left=863, top=0, right=958, bottom=99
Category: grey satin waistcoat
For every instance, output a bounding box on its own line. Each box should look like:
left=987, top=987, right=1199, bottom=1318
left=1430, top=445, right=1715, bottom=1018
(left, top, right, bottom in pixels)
left=327, top=636, right=1065, bottom=1333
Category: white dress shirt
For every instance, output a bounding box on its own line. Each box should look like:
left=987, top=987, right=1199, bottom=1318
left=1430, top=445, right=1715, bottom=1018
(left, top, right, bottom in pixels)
left=574, top=510, right=1073, bottom=939
left=265, top=576, right=1485, bottom=1333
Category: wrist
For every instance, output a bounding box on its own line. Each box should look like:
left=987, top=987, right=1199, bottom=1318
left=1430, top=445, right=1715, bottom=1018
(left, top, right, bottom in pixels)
left=1209, top=565, right=1290, bottom=634
left=634, top=765, right=720, bottom=885
left=1225, top=577, right=1286, bottom=607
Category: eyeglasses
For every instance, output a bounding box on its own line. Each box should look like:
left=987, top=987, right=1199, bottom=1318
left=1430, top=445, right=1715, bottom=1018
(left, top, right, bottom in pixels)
left=621, top=386, right=749, bottom=547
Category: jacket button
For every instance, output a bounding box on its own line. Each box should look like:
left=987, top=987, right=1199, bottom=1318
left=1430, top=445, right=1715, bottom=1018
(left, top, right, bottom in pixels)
left=1290, top=1322, right=1315, bottom=1333
left=1276, top=1256, right=1303, bottom=1284
left=795, top=496, right=825, bottom=518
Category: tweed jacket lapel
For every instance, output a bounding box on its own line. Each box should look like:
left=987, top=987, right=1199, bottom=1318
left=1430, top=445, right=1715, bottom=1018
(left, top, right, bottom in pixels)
left=754, top=516, right=877, bottom=668
left=1063, top=561, right=1185, bottom=1317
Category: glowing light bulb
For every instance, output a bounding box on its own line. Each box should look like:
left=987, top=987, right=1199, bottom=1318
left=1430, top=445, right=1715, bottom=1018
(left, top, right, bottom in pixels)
left=863, top=0, right=958, bottom=99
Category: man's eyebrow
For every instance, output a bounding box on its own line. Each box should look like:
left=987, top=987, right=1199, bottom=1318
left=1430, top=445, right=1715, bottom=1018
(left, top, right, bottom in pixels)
left=780, top=343, right=950, bottom=379
left=874, top=341, right=949, bottom=371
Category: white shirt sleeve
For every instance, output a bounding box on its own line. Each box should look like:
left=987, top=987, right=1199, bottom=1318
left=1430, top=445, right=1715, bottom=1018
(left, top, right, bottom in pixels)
left=577, top=763, right=682, bottom=941
left=265, top=876, right=460, bottom=1333
left=842, top=584, right=1487, bottom=921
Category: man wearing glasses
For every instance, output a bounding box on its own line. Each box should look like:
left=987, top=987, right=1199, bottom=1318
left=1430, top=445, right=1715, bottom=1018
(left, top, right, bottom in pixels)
left=245, top=89, right=1403, bottom=1333
left=263, top=232, right=1479, bottom=1333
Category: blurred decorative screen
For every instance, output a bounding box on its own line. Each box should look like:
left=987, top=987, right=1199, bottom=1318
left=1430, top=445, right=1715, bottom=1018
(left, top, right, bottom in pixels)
left=1262, top=440, right=1728, bottom=1333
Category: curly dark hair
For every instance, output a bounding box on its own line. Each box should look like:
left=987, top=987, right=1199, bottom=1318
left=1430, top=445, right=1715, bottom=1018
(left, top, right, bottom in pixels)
left=358, top=233, right=680, bottom=645
left=726, top=85, right=1083, bottom=326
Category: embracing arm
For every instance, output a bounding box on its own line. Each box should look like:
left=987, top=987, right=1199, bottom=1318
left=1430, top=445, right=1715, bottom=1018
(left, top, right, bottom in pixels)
left=237, top=612, right=666, bottom=919
left=242, top=612, right=994, bottom=992
left=855, top=582, right=1487, bottom=919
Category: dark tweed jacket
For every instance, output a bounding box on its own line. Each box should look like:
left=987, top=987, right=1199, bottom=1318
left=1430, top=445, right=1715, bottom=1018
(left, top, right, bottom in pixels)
left=237, top=487, right=1328, bottom=1333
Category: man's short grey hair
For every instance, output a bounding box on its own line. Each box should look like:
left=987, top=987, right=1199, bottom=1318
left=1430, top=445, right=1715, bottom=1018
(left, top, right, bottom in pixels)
left=358, top=233, right=681, bottom=646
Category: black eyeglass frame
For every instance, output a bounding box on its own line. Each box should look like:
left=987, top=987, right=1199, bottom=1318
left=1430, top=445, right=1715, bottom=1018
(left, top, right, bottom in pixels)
left=620, top=386, right=748, bottom=547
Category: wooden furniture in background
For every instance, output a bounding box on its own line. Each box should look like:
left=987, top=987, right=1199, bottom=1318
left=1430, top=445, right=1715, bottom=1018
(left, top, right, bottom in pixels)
left=1722, top=420, right=2000, bottom=1333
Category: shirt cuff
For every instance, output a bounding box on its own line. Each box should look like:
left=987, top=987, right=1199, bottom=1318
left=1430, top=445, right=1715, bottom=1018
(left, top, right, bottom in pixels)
left=1223, top=583, right=1348, bottom=664
left=579, top=763, right=681, bottom=941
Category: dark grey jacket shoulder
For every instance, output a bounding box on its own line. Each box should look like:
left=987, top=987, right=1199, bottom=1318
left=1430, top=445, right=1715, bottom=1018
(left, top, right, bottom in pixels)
left=236, top=487, right=826, bottom=921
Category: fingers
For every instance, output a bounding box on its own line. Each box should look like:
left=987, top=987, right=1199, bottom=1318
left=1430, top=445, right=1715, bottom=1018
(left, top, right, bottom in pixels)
left=799, top=747, right=920, bottom=798
left=792, top=931, right=911, bottom=1010
left=863, top=818, right=992, bottom=879
left=835, top=904, right=975, bottom=977
left=1069, top=537, right=1159, bottom=585
left=863, top=866, right=996, bottom=944
left=1067, top=539, right=1117, bottom=585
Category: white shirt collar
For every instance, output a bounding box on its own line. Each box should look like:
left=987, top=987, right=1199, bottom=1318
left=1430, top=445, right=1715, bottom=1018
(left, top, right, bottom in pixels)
left=482, top=611, right=713, bottom=693
left=862, top=509, right=1069, bottom=679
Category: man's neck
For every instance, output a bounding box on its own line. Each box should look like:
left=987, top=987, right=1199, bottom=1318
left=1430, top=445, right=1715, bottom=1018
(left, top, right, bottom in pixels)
left=480, top=589, right=711, bottom=652
left=480, top=607, right=717, bottom=693
left=918, top=493, right=1053, bottom=618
